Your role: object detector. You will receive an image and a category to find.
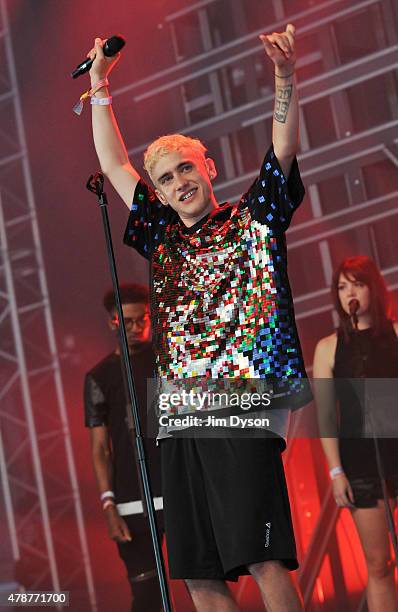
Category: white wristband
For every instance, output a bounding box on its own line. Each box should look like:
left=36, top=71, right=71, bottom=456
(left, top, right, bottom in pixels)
left=91, top=96, right=112, bottom=106
left=330, top=466, right=344, bottom=480
left=100, top=490, right=115, bottom=501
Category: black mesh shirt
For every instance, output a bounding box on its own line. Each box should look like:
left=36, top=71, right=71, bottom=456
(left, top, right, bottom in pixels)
left=84, top=343, right=161, bottom=504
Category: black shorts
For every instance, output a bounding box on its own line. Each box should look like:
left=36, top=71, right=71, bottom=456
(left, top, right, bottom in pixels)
left=160, top=436, right=297, bottom=581
left=349, top=472, right=398, bottom=508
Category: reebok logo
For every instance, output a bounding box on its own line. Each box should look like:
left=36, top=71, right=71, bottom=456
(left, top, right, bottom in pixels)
left=265, top=522, right=271, bottom=548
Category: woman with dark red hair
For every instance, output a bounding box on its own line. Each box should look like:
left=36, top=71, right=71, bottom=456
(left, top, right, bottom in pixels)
left=313, top=255, right=398, bottom=612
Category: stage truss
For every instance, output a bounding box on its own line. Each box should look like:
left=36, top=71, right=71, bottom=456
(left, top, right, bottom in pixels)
left=0, top=1, right=96, bottom=608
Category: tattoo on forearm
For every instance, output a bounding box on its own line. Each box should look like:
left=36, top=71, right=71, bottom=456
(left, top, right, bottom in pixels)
left=274, top=85, right=292, bottom=123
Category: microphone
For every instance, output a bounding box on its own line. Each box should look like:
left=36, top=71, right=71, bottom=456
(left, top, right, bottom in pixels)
left=348, top=298, right=360, bottom=330
left=71, top=35, right=126, bottom=79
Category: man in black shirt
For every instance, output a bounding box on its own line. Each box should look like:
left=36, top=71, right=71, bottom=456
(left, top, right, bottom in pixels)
left=84, top=284, right=162, bottom=611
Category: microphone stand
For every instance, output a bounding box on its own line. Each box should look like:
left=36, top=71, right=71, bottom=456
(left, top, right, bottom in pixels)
left=86, top=172, right=172, bottom=611
left=350, top=312, right=398, bottom=567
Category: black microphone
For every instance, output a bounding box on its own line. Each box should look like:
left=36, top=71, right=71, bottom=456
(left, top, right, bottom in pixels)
left=349, top=298, right=360, bottom=330
left=71, top=35, right=126, bottom=79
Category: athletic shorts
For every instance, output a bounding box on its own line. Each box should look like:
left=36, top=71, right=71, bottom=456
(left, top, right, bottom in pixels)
left=349, top=472, right=398, bottom=508
left=160, top=435, right=297, bottom=581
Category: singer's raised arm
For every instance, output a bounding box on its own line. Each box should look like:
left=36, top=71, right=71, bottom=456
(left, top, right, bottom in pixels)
left=88, top=38, right=140, bottom=209
left=260, top=24, right=298, bottom=179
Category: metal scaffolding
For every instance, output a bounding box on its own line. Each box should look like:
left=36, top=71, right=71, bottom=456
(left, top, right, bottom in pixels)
left=0, top=1, right=96, bottom=608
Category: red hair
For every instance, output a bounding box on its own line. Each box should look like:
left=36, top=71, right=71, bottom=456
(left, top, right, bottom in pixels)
left=331, top=255, right=392, bottom=337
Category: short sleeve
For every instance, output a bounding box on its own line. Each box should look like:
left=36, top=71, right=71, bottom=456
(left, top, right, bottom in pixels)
left=244, top=144, right=305, bottom=232
left=123, top=179, right=177, bottom=259
left=84, top=374, right=108, bottom=428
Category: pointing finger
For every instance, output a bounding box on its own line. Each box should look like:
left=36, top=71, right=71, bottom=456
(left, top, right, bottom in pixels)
left=286, top=23, right=296, bottom=37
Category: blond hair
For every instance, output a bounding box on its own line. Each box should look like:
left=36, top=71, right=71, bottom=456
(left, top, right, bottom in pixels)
left=143, top=134, right=207, bottom=180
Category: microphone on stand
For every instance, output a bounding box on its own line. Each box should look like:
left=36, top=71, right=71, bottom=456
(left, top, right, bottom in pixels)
left=71, top=35, right=126, bottom=78
left=349, top=298, right=360, bottom=330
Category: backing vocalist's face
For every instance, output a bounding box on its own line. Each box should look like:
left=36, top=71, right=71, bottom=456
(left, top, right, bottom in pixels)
left=109, top=302, right=151, bottom=350
left=337, top=273, right=371, bottom=317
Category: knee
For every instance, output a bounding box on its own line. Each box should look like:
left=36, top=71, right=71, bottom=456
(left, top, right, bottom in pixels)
left=366, top=555, right=393, bottom=580
left=184, top=579, right=197, bottom=592
left=185, top=578, right=205, bottom=593
left=249, top=559, right=285, bottom=581
left=185, top=578, right=226, bottom=594
left=185, top=578, right=212, bottom=592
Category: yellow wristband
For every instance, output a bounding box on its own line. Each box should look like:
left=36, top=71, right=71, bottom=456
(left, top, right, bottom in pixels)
left=73, top=78, right=110, bottom=116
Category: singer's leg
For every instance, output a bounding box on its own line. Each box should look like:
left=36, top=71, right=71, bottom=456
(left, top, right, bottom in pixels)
left=249, top=560, right=303, bottom=611
left=185, top=579, right=239, bottom=612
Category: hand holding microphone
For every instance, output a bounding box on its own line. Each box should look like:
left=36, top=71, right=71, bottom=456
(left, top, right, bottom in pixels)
left=71, top=35, right=125, bottom=79
left=72, top=36, right=125, bottom=115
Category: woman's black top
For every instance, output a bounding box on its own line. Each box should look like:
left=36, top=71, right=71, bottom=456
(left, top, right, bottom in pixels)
left=333, top=322, right=398, bottom=479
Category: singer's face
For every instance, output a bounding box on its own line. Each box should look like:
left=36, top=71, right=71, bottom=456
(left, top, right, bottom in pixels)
left=337, top=273, right=370, bottom=316
left=152, top=148, right=218, bottom=227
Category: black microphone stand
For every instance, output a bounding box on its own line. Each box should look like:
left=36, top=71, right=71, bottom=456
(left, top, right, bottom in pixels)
left=350, top=312, right=398, bottom=567
left=86, top=172, right=172, bottom=612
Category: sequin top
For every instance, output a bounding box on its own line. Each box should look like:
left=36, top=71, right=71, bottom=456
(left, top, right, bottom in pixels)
left=124, top=144, right=311, bottom=429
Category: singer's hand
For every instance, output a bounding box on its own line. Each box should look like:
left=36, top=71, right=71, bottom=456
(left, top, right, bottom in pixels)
left=88, top=37, right=120, bottom=85
left=259, top=23, right=296, bottom=74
